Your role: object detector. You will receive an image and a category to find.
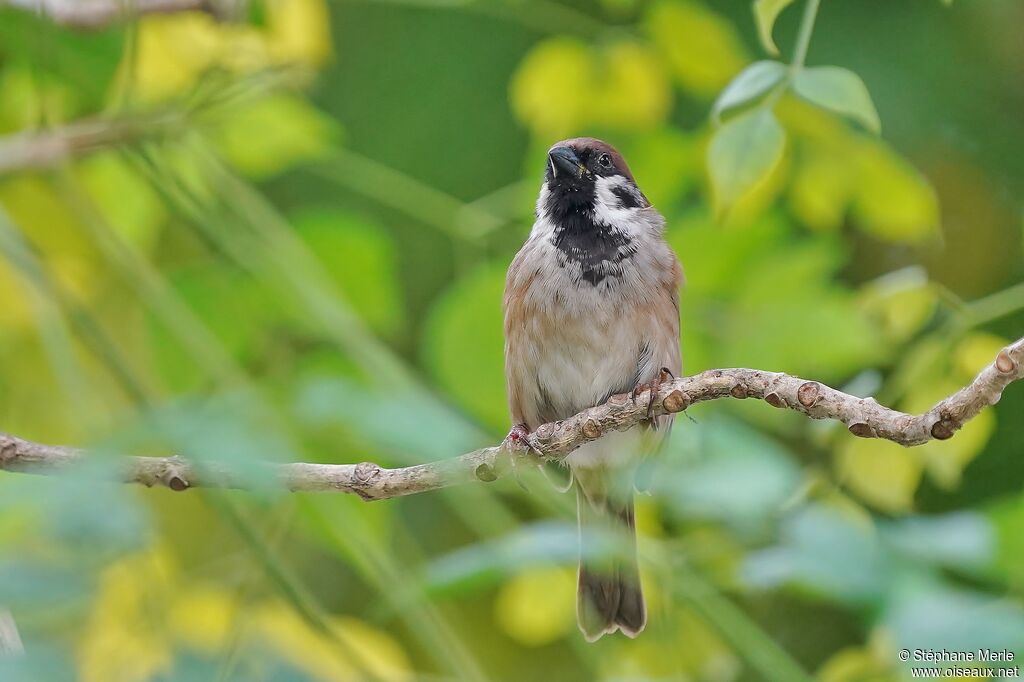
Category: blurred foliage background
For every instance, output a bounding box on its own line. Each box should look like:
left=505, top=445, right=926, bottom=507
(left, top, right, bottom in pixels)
left=0, top=0, right=1022, bottom=679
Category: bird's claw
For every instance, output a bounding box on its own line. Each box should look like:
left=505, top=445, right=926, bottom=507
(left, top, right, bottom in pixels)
left=503, top=423, right=542, bottom=491
left=632, top=367, right=675, bottom=421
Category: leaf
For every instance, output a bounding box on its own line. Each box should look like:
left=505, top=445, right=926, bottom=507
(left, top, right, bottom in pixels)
left=953, top=332, right=1008, bottom=382
left=494, top=568, right=576, bottom=646
left=881, top=513, right=995, bottom=572
left=787, top=146, right=854, bottom=232
left=708, top=108, right=786, bottom=217
left=645, top=0, right=749, bottom=96
left=251, top=602, right=412, bottom=682
left=753, top=0, right=798, bottom=56
left=884, top=584, right=1024, bottom=656
left=743, top=505, right=887, bottom=604
left=852, top=142, right=939, bottom=243
left=904, top=379, right=996, bottom=489
left=836, top=437, right=922, bottom=513
left=421, top=265, right=508, bottom=432
left=265, top=0, right=333, bottom=67
left=292, top=209, right=404, bottom=337
left=711, top=60, right=788, bottom=123
left=656, top=415, right=802, bottom=524
left=793, top=66, right=881, bottom=133
left=510, top=38, right=593, bottom=137
left=510, top=38, right=670, bottom=137
left=169, top=587, right=239, bottom=653
left=76, top=153, right=166, bottom=252
left=212, top=94, right=339, bottom=179
left=858, top=267, right=937, bottom=343
left=986, top=494, right=1024, bottom=587
left=597, top=40, right=672, bottom=130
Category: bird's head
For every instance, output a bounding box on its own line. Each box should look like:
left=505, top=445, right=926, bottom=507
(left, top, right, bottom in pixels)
left=541, top=138, right=649, bottom=221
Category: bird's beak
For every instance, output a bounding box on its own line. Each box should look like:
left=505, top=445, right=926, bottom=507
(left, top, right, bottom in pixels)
left=548, top=146, right=586, bottom=180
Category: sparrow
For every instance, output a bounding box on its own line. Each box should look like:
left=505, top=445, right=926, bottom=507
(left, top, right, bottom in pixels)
left=503, top=138, right=683, bottom=641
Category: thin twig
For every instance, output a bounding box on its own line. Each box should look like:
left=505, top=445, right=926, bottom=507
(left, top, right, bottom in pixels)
left=0, top=113, right=183, bottom=175
left=1, top=337, right=1021, bottom=500
left=2, top=0, right=224, bottom=29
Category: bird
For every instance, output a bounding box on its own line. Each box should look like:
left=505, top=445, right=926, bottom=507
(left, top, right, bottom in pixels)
left=503, top=137, right=683, bottom=641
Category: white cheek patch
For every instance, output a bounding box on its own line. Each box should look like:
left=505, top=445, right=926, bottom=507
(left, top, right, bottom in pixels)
left=592, top=176, right=643, bottom=226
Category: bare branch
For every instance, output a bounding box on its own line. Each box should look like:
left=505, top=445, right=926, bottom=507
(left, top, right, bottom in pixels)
left=1, top=337, right=1021, bottom=500
left=0, top=68, right=297, bottom=176
left=1, top=0, right=233, bottom=29
left=0, top=114, right=184, bottom=175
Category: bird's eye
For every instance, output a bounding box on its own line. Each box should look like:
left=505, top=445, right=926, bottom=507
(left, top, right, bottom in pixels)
left=598, top=153, right=613, bottom=169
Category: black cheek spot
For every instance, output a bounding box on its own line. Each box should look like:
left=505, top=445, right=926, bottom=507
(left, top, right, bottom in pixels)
left=611, top=186, right=643, bottom=209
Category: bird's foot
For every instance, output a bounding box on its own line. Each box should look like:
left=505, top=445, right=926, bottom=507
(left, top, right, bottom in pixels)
left=632, top=367, right=675, bottom=421
left=502, top=423, right=543, bottom=491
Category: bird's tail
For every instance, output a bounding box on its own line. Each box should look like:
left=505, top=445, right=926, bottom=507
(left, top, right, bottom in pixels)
left=575, top=479, right=645, bottom=641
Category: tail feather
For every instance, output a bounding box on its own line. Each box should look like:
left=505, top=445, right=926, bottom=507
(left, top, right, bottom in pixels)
left=575, top=484, right=646, bottom=641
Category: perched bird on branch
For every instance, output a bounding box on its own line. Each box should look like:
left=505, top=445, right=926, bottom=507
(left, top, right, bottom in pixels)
left=504, top=138, right=683, bottom=641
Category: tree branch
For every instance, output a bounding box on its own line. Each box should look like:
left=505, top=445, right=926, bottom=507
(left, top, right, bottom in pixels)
left=0, top=113, right=185, bottom=175
left=1, top=0, right=233, bottom=29
left=1, top=337, right=1021, bottom=500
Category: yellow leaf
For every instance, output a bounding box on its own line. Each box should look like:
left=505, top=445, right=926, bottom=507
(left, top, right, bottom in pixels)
left=610, top=605, right=738, bottom=679
left=509, top=38, right=670, bottom=138
left=0, top=176, right=102, bottom=302
left=788, top=146, right=854, bottom=232
left=645, top=0, right=748, bottom=97
left=510, top=38, right=593, bottom=137
left=124, top=3, right=332, bottom=102
left=753, top=0, right=798, bottom=56
left=852, top=141, right=939, bottom=243
left=213, top=94, right=339, bottom=178
left=817, top=644, right=900, bottom=682
left=953, top=332, right=1009, bottom=382
left=836, top=437, right=922, bottom=513
left=266, top=0, right=333, bottom=67
left=76, top=153, right=166, bottom=252
left=904, top=379, right=996, bottom=488
left=598, top=41, right=671, bottom=130
left=128, top=13, right=234, bottom=101
left=0, top=260, right=32, bottom=330
left=78, top=547, right=178, bottom=682
left=253, top=603, right=411, bottom=682
left=169, top=586, right=238, bottom=653
left=858, top=269, right=937, bottom=343
left=494, top=567, right=576, bottom=646
left=79, top=624, right=172, bottom=682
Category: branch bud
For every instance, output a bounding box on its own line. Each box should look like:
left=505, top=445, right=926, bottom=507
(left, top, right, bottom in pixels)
left=848, top=422, right=874, bottom=438
left=582, top=419, right=602, bottom=439
left=797, top=381, right=821, bottom=408
left=996, top=349, right=1017, bottom=374
left=930, top=419, right=957, bottom=440
left=663, top=390, right=689, bottom=413
left=475, top=463, right=498, bottom=482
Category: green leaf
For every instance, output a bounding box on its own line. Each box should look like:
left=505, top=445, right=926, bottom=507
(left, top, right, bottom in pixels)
left=421, top=265, right=508, bottom=432
left=793, top=66, right=881, bottom=133
left=292, top=209, right=404, bottom=337
left=708, top=108, right=785, bottom=217
left=753, top=0, right=798, bottom=56
left=711, top=60, right=787, bottom=123
left=743, top=505, right=888, bottom=604
left=212, top=94, right=339, bottom=179
left=881, top=513, right=995, bottom=572
left=645, top=0, right=749, bottom=97
left=657, top=415, right=801, bottom=524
